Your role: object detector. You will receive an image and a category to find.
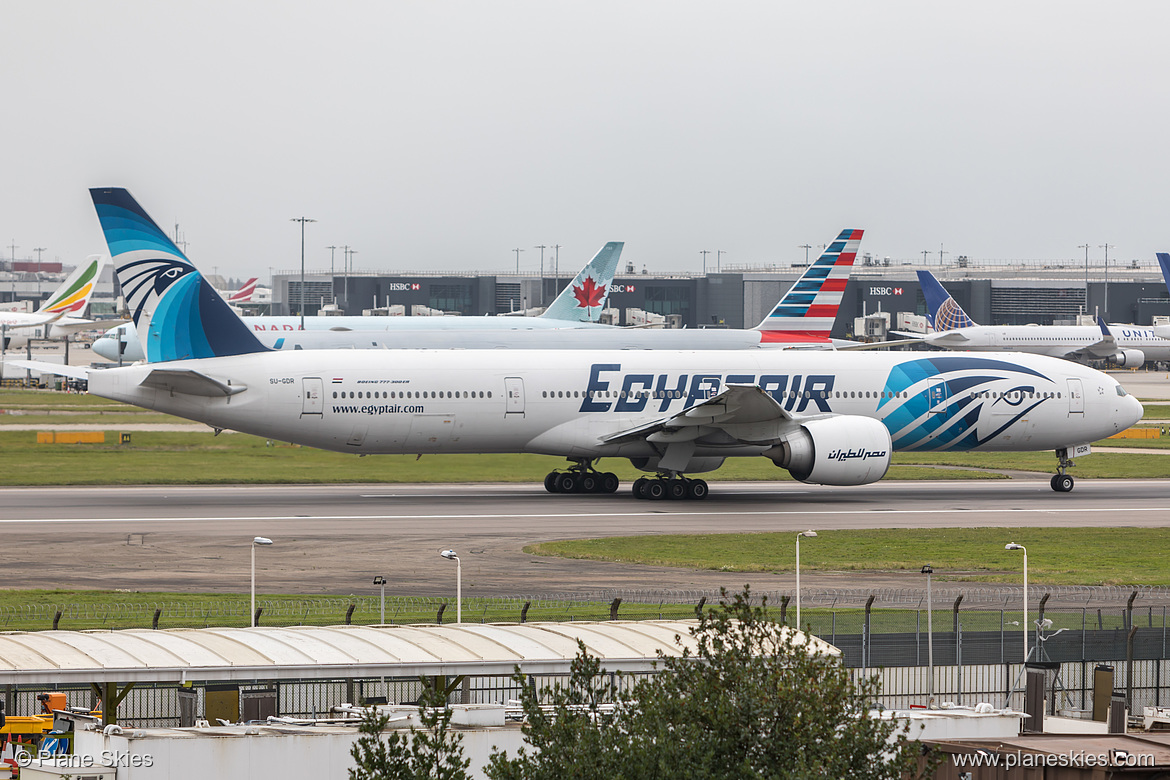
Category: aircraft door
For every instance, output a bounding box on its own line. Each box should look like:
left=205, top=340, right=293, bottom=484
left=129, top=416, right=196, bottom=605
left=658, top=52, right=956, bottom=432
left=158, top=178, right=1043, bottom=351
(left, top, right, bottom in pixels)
left=302, top=377, right=323, bottom=415
left=504, top=377, right=525, bottom=415
left=927, top=377, right=948, bottom=415
left=1066, top=378, right=1084, bottom=414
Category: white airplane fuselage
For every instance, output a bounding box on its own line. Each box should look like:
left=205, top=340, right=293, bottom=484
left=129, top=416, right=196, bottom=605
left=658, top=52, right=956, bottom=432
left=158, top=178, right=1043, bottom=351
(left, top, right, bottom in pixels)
left=88, top=349, right=1141, bottom=464
left=926, top=324, right=1170, bottom=363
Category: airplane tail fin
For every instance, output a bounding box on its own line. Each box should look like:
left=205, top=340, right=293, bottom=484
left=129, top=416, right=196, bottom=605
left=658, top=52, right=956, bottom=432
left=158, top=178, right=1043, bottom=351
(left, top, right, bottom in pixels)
left=917, top=270, right=976, bottom=330
left=89, top=188, right=268, bottom=363
left=36, top=254, right=107, bottom=317
left=754, top=229, right=862, bottom=341
left=227, top=277, right=259, bottom=303
left=539, top=242, right=623, bottom=322
left=1157, top=253, right=1170, bottom=293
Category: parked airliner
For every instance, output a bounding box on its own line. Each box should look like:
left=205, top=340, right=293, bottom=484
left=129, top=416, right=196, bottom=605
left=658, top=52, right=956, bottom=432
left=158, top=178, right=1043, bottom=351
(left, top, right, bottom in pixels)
left=895, top=270, right=1170, bottom=367
left=0, top=255, right=108, bottom=349
left=72, top=188, right=1143, bottom=497
left=91, top=242, right=624, bottom=361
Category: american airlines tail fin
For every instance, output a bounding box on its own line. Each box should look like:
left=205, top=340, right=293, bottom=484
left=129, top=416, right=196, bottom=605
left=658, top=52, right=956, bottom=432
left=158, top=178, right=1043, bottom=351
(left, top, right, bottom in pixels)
left=89, top=188, right=268, bottom=363
left=753, top=229, right=862, bottom=342
left=227, top=278, right=259, bottom=303
left=36, top=254, right=107, bottom=317
left=539, top=242, right=623, bottom=323
left=917, top=270, right=977, bottom=331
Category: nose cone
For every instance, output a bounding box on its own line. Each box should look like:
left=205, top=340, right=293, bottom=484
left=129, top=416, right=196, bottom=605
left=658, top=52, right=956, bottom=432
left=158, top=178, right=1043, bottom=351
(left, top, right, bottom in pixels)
left=1124, top=394, right=1145, bottom=429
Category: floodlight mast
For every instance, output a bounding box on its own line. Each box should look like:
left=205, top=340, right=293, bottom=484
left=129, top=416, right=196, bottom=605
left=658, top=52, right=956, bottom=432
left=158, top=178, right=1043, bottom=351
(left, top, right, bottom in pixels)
left=1006, top=543, right=1028, bottom=662
left=250, top=537, right=274, bottom=628
left=795, top=531, right=817, bottom=629
left=440, top=550, right=461, bottom=623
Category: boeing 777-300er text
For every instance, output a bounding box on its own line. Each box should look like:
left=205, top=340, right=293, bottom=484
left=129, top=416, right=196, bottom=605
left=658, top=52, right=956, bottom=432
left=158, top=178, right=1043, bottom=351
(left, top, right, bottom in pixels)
left=0, top=255, right=108, bottom=350
left=67, top=188, right=1143, bottom=498
left=894, top=270, right=1170, bottom=367
left=91, top=241, right=625, bottom=361
left=93, top=227, right=866, bottom=360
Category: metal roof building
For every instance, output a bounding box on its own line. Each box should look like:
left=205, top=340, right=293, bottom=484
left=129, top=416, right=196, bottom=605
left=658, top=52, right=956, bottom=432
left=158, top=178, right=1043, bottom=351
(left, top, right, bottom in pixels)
left=0, top=621, right=838, bottom=686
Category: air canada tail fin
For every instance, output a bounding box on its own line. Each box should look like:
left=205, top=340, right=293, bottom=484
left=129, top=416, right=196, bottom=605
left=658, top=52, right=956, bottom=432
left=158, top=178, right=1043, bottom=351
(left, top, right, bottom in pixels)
left=754, top=229, right=862, bottom=341
left=917, top=270, right=976, bottom=331
left=89, top=188, right=268, bottom=363
left=540, top=242, right=623, bottom=323
left=37, top=254, right=106, bottom=317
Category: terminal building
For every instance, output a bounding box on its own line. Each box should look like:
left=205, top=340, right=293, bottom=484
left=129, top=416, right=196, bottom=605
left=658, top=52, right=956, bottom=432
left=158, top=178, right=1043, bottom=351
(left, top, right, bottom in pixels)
left=271, top=256, right=1170, bottom=338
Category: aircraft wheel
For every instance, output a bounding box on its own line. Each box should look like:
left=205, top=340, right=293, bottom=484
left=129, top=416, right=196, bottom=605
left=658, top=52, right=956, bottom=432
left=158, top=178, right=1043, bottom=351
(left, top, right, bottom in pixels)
left=645, top=480, right=667, bottom=500
left=632, top=477, right=648, bottom=499
left=1052, top=474, right=1074, bottom=493
left=544, top=472, right=560, bottom=493
left=555, top=473, right=578, bottom=493
left=580, top=474, right=598, bottom=493
left=667, top=480, right=688, bottom=500
left=686, top=479, right=709, bottom=500
left=600, top=472, right=620, bottom=494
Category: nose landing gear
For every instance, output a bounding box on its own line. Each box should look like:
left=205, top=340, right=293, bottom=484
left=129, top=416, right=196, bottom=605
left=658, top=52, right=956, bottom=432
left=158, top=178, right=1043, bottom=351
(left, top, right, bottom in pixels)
left=1051, top=448, right=1076, bottom=492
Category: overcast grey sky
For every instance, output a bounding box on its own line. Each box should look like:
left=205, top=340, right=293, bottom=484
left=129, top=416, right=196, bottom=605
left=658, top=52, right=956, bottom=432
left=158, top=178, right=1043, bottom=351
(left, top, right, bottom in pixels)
left=3, top=1, right=1168, bottom=278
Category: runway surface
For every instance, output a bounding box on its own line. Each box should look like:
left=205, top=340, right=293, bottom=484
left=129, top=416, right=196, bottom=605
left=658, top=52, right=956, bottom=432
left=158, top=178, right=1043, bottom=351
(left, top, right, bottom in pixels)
left=5, top=479, right=1170, bottom=598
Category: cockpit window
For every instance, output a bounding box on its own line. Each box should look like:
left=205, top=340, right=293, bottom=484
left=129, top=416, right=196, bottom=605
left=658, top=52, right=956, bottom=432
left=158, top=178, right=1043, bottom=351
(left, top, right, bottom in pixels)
left=1116, top=386, right=1128, bottom=397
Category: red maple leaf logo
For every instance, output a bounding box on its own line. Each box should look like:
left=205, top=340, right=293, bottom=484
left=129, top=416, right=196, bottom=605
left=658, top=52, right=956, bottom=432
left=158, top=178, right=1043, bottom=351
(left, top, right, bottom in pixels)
left=572, top=276, right=607, bottom=309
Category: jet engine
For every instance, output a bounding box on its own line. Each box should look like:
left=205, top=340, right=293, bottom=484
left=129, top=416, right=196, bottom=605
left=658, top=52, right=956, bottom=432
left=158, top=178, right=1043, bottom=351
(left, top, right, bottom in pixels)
left=1110, top=349, right=1145, bottom=368
left=764, top=416, right=892, bottom=486
left=629, top=456, right=725, bottom=474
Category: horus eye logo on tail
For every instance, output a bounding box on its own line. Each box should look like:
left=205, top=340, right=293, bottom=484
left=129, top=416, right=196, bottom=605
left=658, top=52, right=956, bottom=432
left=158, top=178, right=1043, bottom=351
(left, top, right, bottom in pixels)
left=90, top=188, right=268, bottom=363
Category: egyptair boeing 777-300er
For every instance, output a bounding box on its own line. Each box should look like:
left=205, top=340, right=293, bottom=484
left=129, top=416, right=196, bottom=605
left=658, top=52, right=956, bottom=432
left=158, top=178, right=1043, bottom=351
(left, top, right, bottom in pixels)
left=896, top=270, right=1170, bottom=367
left=62, top=188, right=1143, bottom=498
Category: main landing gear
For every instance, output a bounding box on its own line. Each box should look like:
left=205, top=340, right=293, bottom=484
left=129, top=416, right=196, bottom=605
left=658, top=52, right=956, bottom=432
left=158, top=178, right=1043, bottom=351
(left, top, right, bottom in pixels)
left=631, top=475, right=709, bottom=501
left=1051, top=448, right=1075, bottom=493
left=543, top=460, right=620, bottom=494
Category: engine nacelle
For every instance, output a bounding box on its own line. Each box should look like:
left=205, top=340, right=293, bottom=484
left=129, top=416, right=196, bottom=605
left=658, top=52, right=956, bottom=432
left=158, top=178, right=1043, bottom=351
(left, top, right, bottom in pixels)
left=1111, top=349, right=1145, bottom=368
left=629, top=456, right=726, bottom=474
left=764, top=416, right=892, bottom=486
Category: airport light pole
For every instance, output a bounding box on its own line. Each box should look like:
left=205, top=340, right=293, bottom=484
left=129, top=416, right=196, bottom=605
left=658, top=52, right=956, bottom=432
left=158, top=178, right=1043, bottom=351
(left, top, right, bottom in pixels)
left=1099, top=244, right=1114, bottom=320
left=795, top=530, right=817, bottom=629
left=290, top=217, right=316, bottom=329
left=327, top=245, right=338, bottom=305
left=250, top=537, right=274, bottom=627
left=512, top=248, right=524, bottom=274
left=1078, top=244, right=1090, bottom=308
left=716, top=250, right=725, bottom=273
left=1006, top=543, right=1028, bottom=662
left=700, top=249, right=711, bottom=275
left=921, top=565, right=934, bottom=704
left=373, top=575, right=387, bottom=624
left=440, top=550, right=461, bottom=623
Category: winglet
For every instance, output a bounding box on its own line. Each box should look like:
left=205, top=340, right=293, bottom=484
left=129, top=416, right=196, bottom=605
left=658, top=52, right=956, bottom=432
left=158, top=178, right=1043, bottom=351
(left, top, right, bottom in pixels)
left=89, top=188, right=268, bottom=363
left=540, top=242, right=623, bottom=322
left=754, top=229, right=863, bottom=341
left=917, top=270, right=976, bottom=330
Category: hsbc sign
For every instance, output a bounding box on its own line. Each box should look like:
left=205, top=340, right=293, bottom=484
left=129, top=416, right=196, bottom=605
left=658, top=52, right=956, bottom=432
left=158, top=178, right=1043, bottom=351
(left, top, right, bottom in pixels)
left=610, top=284, right=636, bottom=293
left=869, top=287, right=904, bottom=296
left=386, top=283, right=421, bottom=291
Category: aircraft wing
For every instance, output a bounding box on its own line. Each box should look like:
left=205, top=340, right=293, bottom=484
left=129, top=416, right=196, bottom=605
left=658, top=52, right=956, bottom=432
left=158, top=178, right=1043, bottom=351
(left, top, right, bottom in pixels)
left=2, top=359, right=90, bottom=381
left=1, top=312, right=64, bottom=330
left=600, top=384, right=813, bottom=460
left=1070, top=318, right=1122, bottom=359
left=140, top=368, right=248, bottom=397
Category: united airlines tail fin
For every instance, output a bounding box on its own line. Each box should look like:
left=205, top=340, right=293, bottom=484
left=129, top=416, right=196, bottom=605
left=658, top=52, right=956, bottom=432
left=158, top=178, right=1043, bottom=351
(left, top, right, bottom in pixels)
left=753, top=229, right=862, bottom=341
left=539, top=242, right=623, bottom=323
left=89, top=188, right=268, bottom=363
left=1157, top=253, right=1170, bottom=294
left=917, top=270, right=977, bottom=331
left=36, top=254, right=107, bottom=317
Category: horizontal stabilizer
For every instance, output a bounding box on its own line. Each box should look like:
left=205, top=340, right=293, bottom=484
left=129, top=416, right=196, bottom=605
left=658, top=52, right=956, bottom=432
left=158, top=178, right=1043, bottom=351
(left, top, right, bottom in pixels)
left=140, top=368, right=247, bottom=397
left=2, top=360, right=90, bottom=381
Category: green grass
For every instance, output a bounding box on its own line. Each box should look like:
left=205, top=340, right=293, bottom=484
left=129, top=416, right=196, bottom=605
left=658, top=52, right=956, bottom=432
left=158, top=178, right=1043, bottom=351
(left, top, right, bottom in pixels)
left=526, top=527, right=1170, bottom=586
left=1138, top=403, right=1170, bottom=418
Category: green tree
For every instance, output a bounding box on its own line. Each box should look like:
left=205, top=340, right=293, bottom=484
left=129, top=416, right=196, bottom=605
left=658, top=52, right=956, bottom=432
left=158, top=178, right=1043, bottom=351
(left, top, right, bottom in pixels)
left=487, top=587, right=928, bottom=780
left=349, top=681, right=471, bottom=780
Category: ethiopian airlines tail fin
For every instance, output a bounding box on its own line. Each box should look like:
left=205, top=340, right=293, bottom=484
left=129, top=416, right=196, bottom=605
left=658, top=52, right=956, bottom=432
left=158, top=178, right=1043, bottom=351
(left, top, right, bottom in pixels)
left=539, top=242, right=623, bottom=323
left=753, top=229, right=862, bottom=342
left=89, top=188, right=268, bottom=363
left=227, top=278, right=259, bottom=303
left=917, top=270, right=977, bottom=331
left=36, top=254, right=107, bottom=317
